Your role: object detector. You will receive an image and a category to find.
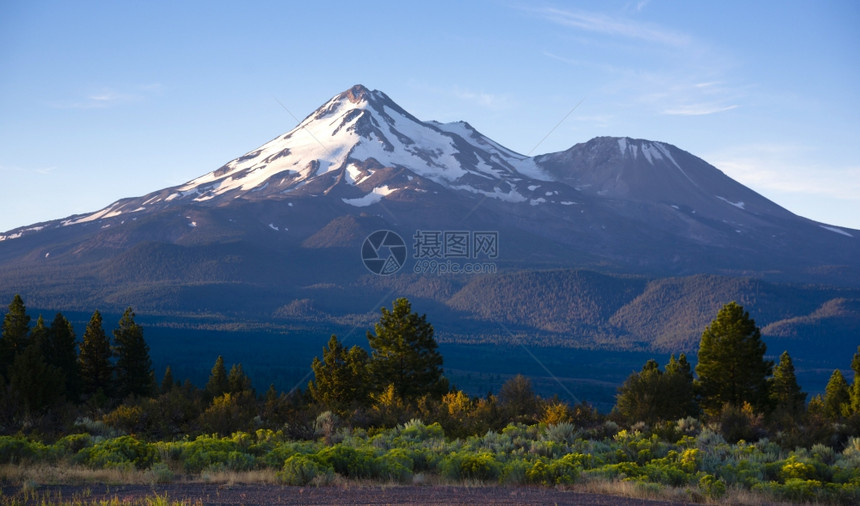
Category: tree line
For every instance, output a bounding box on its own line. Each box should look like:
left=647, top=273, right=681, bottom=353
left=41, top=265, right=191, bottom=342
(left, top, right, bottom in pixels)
left=0, top=295, right=154, bottom=424
left=1, top=295, right=859, bottom=450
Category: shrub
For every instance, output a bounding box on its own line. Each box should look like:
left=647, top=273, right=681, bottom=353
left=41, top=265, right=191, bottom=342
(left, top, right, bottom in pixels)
left=179, top=434, right=256, bottom=473
left=780, top=455, right=817, bottom=481
left=440, top=451, right=500, bottom=482
left=755, top=478, right=824, bottom=503
left=542, top=421, right=578, bottom=445
left=525, top=455, right=581, bottom=485
left=54, top=433, right=94, bottom=455
left=500, top=459, right=529, bottom=484
left=0, top=436, right=48, bottom=464
left=698, top=474, right=727, bottom=499
left=316, top=445, right=376, bottom=479
left=79, top=435, right=157, bottom=470
left=376, top=448, right=414, bottom=483
left=279, top=454, right=333, bottom=485
left=396, top=419, right=445, bottom=444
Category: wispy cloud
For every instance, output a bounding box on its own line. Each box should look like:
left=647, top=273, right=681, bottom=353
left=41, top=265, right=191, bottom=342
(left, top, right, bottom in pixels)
left=662, top=103, right=738, bottom=116
left=709, top=144, right=860, bottom=200
left=0, top=163, right=55, bottom=175
left=451, top=87, right=512, bottom=110
left=535, top=6, right=690, bottom=47
left=49, top=83, right=163, bottom=109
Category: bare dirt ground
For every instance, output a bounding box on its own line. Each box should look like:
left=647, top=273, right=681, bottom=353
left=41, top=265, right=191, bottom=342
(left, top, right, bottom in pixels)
left=3, top=483, right=698, bottom=505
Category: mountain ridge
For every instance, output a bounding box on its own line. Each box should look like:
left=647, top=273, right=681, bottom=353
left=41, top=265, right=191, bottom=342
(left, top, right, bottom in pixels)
left=0, top=84, right=858, bottom=357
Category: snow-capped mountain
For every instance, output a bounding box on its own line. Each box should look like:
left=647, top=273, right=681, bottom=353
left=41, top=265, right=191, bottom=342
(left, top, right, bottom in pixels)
left=44, top=84, right=581, bottom=231
left=0, top=85, right=858, bottom=341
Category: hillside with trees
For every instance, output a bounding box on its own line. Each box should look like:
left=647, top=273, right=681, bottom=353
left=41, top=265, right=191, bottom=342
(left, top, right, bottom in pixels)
left=1, top=296, right=859, bottom=504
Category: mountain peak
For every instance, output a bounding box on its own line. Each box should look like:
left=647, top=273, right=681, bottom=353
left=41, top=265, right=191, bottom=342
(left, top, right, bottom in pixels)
left=340, top=84, right=373, bottom=104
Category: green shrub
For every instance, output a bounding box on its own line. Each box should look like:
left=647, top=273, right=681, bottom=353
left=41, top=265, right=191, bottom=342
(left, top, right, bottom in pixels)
left=179, top=435, right=256, bottom=473
left=279, top=454, right=333, bottom=485
left=525, top=456, right=581, bottom=485
left=257, top=440, right=319, bottom=469
left=0, top=436, right=48, bottom=464
left=640, top=460, right=689, bottom=487
left=79, top=435, right=157, bottom=470
left=698, top=473, right=726, bottom=499
left=780, top=455, right=817, bottom=481
left=440, top=451, right=500, bottom=482
left=149, top=462, right=175, bottom=483
left=376, top=448, right=413, bottom=483
left=500, top=459, right=529, bottom=484
left=54, top=433, right=94, bottom=455
left=316, top=445, right=376, bottom=479
left=755, top=478, right=824, bottom=503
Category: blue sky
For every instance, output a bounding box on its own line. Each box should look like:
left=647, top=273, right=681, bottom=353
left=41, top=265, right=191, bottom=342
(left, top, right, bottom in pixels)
left=1, top=1, right=858, bottom=232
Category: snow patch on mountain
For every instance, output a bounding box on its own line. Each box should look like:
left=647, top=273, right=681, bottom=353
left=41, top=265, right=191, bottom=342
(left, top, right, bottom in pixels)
left=820, top=225, right=853, bottom=237
left=716, top=196, right=745, bottom=209
left=342, top=185, right=398, bottom=207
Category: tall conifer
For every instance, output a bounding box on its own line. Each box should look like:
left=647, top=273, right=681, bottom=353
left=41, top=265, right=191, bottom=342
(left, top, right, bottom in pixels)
left=113, top=307, right=154, bottom=398
left=695, top=302, right=773, bottom=415
left=78, top=310, right=113, bottom=397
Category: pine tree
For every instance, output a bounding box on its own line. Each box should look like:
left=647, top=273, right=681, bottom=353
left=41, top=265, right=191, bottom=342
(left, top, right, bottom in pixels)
left=498, top=374, right=540, bottom=423
left=823, top=369, right=851, bottom=420
left=227, top=363, right=253, bottom=394
left=615, top=355, right=698, bottom=424
left=8, top=337, right=63, bottom=417
left=206, top=356, right=229, bottom=398
left=695, top=302, right=773, bottom=415
left=769, top=351, right=806, bottom=417
left=0, top=294, right=31, bottom=379
left=113, top=307, right=154, bottom=399
left=616, top=359, right=664, bottom=424
left=48, top=312, right=81, bottom=401
left=29, top=315, right=48, bottom=348
left=367, top=298, right=447, bottom=400
left=160, top=366, right=176, bottom=394
left=78, top=310, right=113, bottom=398
left=663, top=353, right=698, bottom=419
left=308, top=334, right=370, bottom=414
left=851, top=346, right=860, bottom=414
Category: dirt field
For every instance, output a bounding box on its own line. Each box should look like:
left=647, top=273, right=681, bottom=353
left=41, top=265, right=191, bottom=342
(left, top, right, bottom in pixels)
left=2, top=483, right=698, bottom=505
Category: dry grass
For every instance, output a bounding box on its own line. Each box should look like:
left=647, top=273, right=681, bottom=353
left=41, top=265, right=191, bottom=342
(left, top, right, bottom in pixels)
left=0, top=463, right=810, bottom=505
left=0, top=463, right=148, bottom=486
left=197, top=468, right=279, bottom=485
left=0, top=463, right=282, bottom=488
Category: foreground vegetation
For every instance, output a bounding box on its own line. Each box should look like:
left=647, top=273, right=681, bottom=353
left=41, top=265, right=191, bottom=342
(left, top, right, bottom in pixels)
left=1, top=419, right=860, bottom=504
left=1, top=295, right=860, bottom=503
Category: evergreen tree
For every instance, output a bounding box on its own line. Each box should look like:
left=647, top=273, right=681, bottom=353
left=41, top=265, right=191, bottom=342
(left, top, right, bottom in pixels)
left=663, top=353, right=698, bottom=419
left=47, top=312, right=81, bottom=400
left=29, top=315, right=48, bottom=348
left=78, top=310, right=113, bottom=398
left=113, top=307, right=154, bottom=399
left=0, top=294, right=31, bottom=379
left=823, top=369, right=851, bottom=420
left=206, top=356, right=229, bottom=398
left=160, top=366, right=177, bottom=394
left=308, top=334, right=370, bottom=415
left=615, top=355, right=698, bottom=424
left=616, top=359, right=664, bottom=424
left=498, top=374, right=540, bottom=423
left=227, top=363, right=253, bottom=394
left=769, top=351, right=806, bottom=417
left=367, top=298, right=447, bottom=400
left=8, top=338, right=63, bottom=418
left=851, top=346, right=860, bottom=414
left=695, top=302, right=773, bottom=415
